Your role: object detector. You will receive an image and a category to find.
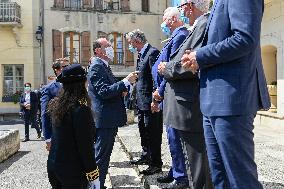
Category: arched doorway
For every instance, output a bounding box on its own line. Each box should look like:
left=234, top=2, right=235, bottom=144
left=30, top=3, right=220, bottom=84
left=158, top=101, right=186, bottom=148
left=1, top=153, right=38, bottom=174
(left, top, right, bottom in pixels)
left=261, top=45, right=277, bottom=110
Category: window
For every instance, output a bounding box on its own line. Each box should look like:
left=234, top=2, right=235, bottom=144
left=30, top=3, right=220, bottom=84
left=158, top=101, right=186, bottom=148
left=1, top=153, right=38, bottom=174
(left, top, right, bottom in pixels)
left=54, top=0, right=92, bottom=9
left=103, top=0, right=119, bottom=11
left=142, top=0, right=149, bottom=12
left=64, top=0, right=81, bottom=9
left=107, top=32, right=134, bottom=66
left=53, top=30, right=91, bottom=66
left=3, top=65, right=24, bottom=97
left=64, top=32, right=80, bottom=64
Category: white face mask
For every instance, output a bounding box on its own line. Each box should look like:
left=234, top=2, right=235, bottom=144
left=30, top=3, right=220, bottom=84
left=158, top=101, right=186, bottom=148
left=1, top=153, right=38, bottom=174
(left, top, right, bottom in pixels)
left=105, top=47, right=114, bottom=61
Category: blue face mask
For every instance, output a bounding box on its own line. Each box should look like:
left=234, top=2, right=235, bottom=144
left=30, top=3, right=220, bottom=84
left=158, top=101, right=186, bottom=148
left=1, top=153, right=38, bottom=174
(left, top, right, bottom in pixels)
left=129, top=44, right=137, bottom=53
left=180, top=10, right=190, bottom=25
left=161, top=22, right=171, bottom=36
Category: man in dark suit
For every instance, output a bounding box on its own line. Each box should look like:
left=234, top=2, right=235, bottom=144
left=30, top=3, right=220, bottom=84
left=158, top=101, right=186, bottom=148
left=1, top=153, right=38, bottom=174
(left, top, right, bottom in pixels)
left=20, top=83, right=41, bottom=142
left=41, top=58, right=69, bottom=150
left=87, top=38, right=138, bottom=188
left=182, top=0, right=270, bottom=188
left=152, top=7, right=189, bottom=188
left=125, top=29, right=162, bottom=175
left=159, top=1, right=213, bottom=188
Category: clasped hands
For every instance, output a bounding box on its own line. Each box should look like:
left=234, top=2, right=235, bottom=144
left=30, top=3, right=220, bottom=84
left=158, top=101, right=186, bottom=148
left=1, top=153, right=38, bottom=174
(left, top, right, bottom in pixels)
left=181, top=50, right=199, bottom=74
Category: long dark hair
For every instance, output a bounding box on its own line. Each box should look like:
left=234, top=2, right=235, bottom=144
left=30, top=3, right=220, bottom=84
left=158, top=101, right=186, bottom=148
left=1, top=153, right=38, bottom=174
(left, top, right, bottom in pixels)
left=48, top=81, right=90, bottom=125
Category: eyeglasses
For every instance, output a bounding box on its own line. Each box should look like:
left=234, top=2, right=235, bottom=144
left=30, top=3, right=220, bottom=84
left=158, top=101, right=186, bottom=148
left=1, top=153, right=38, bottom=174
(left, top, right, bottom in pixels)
left=177, top=2, right=194, bottom=8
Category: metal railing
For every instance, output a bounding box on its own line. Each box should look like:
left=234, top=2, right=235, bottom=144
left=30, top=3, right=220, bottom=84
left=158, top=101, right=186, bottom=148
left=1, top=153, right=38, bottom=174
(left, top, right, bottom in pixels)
left=0, top=2, right=21, bottom=24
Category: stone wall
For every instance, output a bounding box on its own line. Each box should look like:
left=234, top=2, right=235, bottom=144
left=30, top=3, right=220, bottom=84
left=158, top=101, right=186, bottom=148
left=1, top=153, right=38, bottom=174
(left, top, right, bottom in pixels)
left=0, top=130, right=20, bottom=163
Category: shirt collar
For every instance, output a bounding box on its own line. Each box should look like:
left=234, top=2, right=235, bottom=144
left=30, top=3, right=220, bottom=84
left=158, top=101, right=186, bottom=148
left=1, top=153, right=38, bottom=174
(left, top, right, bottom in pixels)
left=188, top=13, right=206, bottom=31
left=140, top=43, right=149, bottom=56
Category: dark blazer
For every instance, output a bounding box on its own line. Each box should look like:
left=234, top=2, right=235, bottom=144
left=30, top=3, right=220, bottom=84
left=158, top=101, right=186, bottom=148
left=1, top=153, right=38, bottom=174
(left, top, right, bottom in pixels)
left=47, top=104, right=97, bottom=179
left=163, top=14, right=209, bottom=132
left=87, top=57, right=127, bottom=128
left=20, top=91, right=38, bottom=114
left=196, top=0, right=270, bottom=116
left=136, top=44, right=160, bottom=111
left=41, top=81, right=62, bottom=140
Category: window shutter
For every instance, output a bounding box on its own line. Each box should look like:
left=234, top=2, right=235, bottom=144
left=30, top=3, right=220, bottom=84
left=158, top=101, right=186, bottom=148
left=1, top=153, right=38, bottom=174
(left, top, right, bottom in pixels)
left=82, top=0, right=92, bottom=9
left=121, top=0, right=130, bottom=12
left=142, top=0, right=149, bottom=12
left=52, top=30, right=62, bottom=61
left=54, top=0, right=64, bottom=8
left=125, top=39, right=134, bottom=66
left=81, top=31, right=91, bottom=66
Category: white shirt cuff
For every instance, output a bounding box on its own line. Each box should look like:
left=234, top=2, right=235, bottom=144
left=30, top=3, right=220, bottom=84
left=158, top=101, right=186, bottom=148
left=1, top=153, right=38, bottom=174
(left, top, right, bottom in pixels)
left=122, top=78, right=131, bottom=88
left=45, top=139, right=51, bottom=143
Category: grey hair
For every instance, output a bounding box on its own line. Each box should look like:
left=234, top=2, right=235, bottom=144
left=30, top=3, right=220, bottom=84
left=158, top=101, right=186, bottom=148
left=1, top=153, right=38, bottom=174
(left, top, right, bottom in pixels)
left=125, top=29, right=147, bottom=44
left=191, top=0, right=210, bottom=13
left=163, top=7, right=181, bottom=20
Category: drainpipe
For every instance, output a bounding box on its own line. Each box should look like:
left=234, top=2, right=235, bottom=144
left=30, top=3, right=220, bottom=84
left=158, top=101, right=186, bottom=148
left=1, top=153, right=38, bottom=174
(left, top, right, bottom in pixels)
left=41, top=0, right=46, bottom=84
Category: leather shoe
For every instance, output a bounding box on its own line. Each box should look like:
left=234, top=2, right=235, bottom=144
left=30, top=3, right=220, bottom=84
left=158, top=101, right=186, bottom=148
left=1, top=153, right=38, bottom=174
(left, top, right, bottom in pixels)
left=130, top=157, right=149, bottom=165
left=157, top=174, right=174, bottom=183
left=22, top=138, right=30, bottom=142
left=37, top=133, right=41, bottom=139
left=162, top=180, right=190, bottom=189
left=140, top=166, right=162, bottom=175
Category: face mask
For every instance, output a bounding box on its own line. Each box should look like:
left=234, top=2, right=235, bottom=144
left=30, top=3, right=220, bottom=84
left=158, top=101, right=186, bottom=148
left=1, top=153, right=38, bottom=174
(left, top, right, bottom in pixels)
left=25, top=87, right=31, bottom=92
left=161, top=22, right=171, bottom=36
left=180, top=10, right=190, bottom=25
left=105, top=47, right=114, bottom=61
left=129, top=44, right=137, bottom=53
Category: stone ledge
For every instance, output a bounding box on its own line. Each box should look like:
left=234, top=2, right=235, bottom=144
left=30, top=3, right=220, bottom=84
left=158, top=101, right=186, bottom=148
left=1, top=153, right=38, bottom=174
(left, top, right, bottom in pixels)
left=0, top=129, right=20, bottom=163
left=255, top=111, right=284, bottom=127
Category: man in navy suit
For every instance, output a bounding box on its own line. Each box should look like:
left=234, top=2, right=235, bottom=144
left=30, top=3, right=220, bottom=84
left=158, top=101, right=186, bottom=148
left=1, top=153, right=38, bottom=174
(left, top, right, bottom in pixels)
left=126, top=29, right=163, bottom=175
left=151, top=7, right=189, bottom=188
left=20, top=83, right=41, bottom=142
left=182, top=0, right=270, bottom=188
left=87, top=38, right=138, bottom=188
left=41, top=58, right=69, bottom=150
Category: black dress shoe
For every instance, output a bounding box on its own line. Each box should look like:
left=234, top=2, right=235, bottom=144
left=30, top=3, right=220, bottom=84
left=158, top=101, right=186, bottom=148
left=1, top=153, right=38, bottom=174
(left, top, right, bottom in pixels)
left=22, top=138, right=30, bottom=142
left=162, top=180, right=190, bottom=189
left=140, top=166, right=162, bottom=175
left=130, top=157, right=150, bottom=165
left=37, top=133, right=41, bottom=139
left=157, top=174, right=174, bottom=183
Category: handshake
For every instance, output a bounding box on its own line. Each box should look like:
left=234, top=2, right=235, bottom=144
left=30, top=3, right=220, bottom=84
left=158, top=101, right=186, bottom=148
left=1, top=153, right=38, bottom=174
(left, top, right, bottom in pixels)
left=125, top=71, right=139, bottom=84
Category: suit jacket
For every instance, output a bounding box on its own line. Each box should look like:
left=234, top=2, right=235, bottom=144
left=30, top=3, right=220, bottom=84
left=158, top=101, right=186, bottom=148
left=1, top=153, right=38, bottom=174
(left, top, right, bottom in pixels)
left=47, top=104, right=97, bottom=179
left=152, top=26, right=189, bottom=97
left=196, top=0, right=270, bottom=116
left=136, top=44, right=160, bottom=111
left=20, top=91, right=38, bottom=114
left=87, top=57, right=127, bottom=128
left=163, top=14, right=209, bottom=132
left=41, top=81, right=62, bottom=140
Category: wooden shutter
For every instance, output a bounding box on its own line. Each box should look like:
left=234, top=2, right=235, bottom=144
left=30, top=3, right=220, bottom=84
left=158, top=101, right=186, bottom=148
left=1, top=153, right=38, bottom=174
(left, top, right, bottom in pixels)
left=54, top=0, right=64, bottom=8
left=52, top=30, right=62, bottom=61
left=124, top=38, right=134, bottom=66
left=81, top=31, right=91, bottom=66
left=82, top=0, right=92, bottom=9
left=142, top=0, right=149, bottom=12
left=121, top=0, right=130, bottom=12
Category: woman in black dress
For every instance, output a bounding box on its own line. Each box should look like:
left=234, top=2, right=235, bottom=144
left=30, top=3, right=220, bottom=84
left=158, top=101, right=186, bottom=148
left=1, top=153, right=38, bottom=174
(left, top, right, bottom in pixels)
left=47, top=64, right=99, bottom=189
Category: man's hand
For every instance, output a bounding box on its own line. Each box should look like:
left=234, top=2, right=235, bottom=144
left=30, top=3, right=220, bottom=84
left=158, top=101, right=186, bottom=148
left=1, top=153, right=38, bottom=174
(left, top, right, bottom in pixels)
left=88, top=178, right=100, bottom=189
left=158, top=62, right=167, bottom=75
left=153, top=90, right=163, bottom=101
left=151, top=102, right=160, bottom=113
left=126, top=72, right=138, bottom=84
left=122, top=91, right=128, bottom=97
left=181, top=51, right=199, bottom=74
left=46, top=142, right=51, bottom=151
left=25, top=104, right=31, bottom=110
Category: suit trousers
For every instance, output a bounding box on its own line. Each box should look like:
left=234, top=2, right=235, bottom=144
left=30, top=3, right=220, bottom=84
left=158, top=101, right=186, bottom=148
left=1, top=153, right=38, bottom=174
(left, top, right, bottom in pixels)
left=203, top=115, right=263, bottom=189
left=94, top=128, right=118, bottom=188
left=137, top=109, right=151, bottom=158
left=47, top=166, right=88, bottom=189
left=178, top=130, right=213, bottom=189
left=24, top=110, right=41, bottom=139
left=166, top=127, right=187, bottom=182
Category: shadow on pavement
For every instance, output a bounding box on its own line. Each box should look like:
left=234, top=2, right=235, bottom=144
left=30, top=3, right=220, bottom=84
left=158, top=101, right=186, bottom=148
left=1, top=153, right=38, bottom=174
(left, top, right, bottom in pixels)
left=262, top=181, right=284, bottom=189
left=0, top=151, right=30, bottom=174
left=109, top=175, right=142, bottom=189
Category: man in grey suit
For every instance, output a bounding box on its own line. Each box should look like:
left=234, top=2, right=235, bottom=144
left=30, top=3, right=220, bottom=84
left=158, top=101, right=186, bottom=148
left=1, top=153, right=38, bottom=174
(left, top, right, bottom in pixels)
left=182, top=0, right=270, bottom=188
left=159, top=1, right=213, bottom=188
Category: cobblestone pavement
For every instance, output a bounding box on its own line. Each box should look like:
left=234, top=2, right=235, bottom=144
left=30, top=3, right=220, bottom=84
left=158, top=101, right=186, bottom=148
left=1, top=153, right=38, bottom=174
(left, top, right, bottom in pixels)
left=1, top=121, right=284, bottom=189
